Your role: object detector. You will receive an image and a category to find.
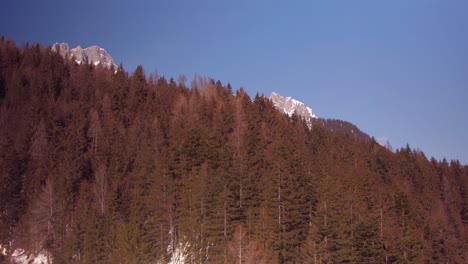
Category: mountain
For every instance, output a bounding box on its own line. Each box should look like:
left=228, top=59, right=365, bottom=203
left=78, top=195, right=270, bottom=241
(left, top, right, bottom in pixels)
left=269, top=92, right=317, bottom=128
left=269, top=92, right=318, bottom=119
left=52, top=42, right=117, bottom=69
left=270, top=92, right=370, bottom=141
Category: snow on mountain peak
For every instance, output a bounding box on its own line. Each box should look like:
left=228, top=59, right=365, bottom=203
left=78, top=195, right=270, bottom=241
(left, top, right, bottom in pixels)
left=270, top=92, right=317, bottom=118
left=269, top=92, right=317, bottom=128
left=52, top=42, right=117, bottom=70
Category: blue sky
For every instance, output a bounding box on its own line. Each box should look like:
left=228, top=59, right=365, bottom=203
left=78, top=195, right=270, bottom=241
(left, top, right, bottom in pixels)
left=2, top=0, right=467, bottom=164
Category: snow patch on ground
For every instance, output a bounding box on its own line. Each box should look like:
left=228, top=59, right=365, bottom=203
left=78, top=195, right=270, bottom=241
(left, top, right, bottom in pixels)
left=12, top=249, right=49, bottom=264
left=1, top=245, right=50, bottom=264
left=167, top=242, right=189, bottom=264
left=1, top=244, right=6, bottom=256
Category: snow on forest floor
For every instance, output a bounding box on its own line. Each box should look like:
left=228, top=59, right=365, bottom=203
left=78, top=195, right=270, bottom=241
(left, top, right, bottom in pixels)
left=1, top=242, right=187, bottom=264
left=165, top=242, right=188, bottom=264
left=0, top=245, right=49, bottom=264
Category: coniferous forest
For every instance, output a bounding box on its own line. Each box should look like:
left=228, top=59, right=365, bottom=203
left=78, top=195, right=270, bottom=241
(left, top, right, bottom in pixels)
left=0, top=39, right=467, bottom=263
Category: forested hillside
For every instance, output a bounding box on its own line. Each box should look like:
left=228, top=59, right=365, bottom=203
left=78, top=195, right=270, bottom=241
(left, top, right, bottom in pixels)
left=0, top=38, right=467, bottom=263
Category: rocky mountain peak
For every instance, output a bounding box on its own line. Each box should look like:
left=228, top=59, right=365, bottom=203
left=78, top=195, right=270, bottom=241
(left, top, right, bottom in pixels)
left=52, top=42, right=117, bottom=70
left=269, top=92, right=317, bottom=128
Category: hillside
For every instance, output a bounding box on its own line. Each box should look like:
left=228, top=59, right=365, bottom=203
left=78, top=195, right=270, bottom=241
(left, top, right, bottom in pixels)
left=269, top=92, right=371, bottom=143
left=0, top=38, right=467, bottom=263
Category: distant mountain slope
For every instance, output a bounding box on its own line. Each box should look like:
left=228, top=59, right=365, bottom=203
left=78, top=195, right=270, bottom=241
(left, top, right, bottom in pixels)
left=269, top=92, right=370, bottom=141
left=52, top=42, right=117, bottom=69
left=311, top=118, right=371, bottom=142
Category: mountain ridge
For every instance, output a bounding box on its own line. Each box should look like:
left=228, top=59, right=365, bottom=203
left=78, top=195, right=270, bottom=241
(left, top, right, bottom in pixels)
left=269, top=92, right=318, bottom=119
left=269, top=91, right=371, bottom=142
left=52, top=42, right=117, bottom=70
left=52, top=42, right=373, bottom=144
left=269, top=92, right=317, bottom=129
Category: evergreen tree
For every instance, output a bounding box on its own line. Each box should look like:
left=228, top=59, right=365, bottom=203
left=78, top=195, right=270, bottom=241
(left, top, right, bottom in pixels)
left=0, top=40, right=466, bottom=263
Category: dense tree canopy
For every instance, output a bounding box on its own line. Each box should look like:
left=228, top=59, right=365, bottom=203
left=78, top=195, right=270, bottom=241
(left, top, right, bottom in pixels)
left=0, top=38, right=467, bottom=263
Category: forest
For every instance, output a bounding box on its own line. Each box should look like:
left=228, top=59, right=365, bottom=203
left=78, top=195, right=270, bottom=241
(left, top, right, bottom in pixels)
left=0, top=38, right=467, bottom=263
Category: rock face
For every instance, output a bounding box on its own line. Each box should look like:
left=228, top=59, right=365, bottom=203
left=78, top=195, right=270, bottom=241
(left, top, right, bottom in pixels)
left=52, top=42, right=117, bottom=70
left=269, top=92, right=317, bottom=128
left=270, top=92, right=317, bottom=119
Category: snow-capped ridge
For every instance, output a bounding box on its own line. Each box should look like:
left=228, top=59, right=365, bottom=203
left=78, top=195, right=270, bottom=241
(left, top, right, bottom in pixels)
left=52, top=42, right=117, bottom=70
left=269, top=92, right=317, bottom=129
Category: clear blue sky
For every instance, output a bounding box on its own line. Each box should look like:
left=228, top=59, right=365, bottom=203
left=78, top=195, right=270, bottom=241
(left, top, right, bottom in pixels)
left=2, top=0, right=467, bottom=164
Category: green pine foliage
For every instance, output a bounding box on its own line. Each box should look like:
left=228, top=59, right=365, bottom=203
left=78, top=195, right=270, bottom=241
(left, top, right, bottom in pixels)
left=0, top=39, right=467, bottom=263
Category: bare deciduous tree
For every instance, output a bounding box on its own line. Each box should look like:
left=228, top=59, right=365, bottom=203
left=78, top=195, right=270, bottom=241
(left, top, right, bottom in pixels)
left=29, top=177, right=56, bottom=263
left=93, top=163, right=107, bottom=215
left=228, top=224, right=249, bottom=264
left=88, top=108, right=102, bottom=155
